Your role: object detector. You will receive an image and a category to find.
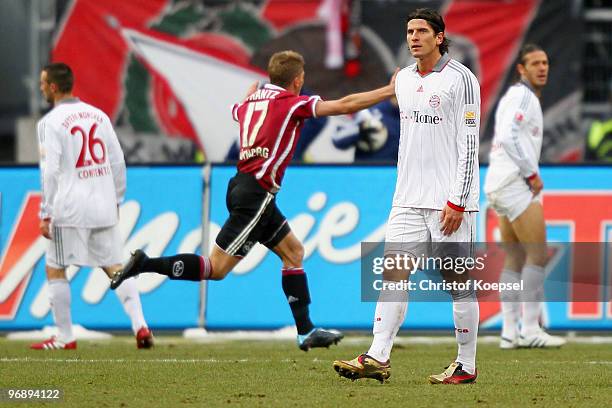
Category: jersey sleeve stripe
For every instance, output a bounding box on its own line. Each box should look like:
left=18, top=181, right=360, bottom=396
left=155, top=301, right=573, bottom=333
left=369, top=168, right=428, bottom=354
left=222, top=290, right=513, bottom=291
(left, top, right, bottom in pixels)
left=467, top=134, right=476, bottom=205
left=255, top=100, right=309, bottom=183
left=459, top=134, right=475, bottom=206
left=38, top=119, right=47, bottom=217
left=459, top=134, right=469, bottom=205
left=513, top=87, right=531, bottom=167
left=511, top=116, right=528, bottom=164
left=53, top=226, right=59, bottom=264
left=309, top=95, right=321, bottom=118
left=461, top=135, right=476, bottom=206
left=460, top=134, right=471, bottom=205
left=459, top=62, right=477, bottom=104
left=449, top=61, right=478, bottom=206
left=519, top=86, right=531, bottom=111
left=231, top=103, right=240, bottom=122
left=449, top=61, right=475, bottom=105
left=461, top=134, right=477, bottom=206
left=448, top=64, right=469, bottom=104
left=452, top=60, right=477, bottom=105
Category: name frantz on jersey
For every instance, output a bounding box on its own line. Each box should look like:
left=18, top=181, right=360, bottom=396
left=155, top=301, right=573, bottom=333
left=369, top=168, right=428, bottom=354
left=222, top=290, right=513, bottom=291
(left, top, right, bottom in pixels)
left=248, top=88, right=281, bottom=101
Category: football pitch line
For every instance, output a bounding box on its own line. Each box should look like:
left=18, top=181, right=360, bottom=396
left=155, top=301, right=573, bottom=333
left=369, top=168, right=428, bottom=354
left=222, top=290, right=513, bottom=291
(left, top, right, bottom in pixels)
left=0, top=357, right=281, bottom=364
left=344, top=335, right=612, bottom=345
left=0, top=357, right=331, bottom=364
left=2, top=357, right=610, bottom=365
left=32, top=335, right=607, bottom=345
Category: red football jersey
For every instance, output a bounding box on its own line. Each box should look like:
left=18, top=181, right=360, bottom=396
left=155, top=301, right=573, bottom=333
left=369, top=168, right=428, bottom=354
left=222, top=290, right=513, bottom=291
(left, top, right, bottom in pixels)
left=232, top=84, right=320, bottom=192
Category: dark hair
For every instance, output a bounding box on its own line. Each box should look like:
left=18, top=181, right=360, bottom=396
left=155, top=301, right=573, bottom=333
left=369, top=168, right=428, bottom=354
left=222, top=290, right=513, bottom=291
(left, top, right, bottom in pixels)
left=42, top=62, right=74, bottom=93
left=407, top=8, right=449, bottom=54
left=267, top=50, right=305, bottom=88
left=518, top=43, right=544, bottom=65
left=513, top=43, right=545, bottom=82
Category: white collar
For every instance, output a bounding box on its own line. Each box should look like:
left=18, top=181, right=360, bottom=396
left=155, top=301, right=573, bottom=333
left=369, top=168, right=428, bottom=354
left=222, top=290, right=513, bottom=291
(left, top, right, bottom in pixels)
left=264, top=83, right=286, bottom=91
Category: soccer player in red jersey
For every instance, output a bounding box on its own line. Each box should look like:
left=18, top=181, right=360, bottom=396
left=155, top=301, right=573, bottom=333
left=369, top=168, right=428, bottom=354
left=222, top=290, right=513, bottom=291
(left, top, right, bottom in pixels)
left=112, top=50, right=396, bottom=350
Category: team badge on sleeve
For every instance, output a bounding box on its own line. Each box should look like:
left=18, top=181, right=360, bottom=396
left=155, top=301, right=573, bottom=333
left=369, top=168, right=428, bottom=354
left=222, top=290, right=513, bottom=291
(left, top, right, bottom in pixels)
left=465, top=110, right=477, bottom=127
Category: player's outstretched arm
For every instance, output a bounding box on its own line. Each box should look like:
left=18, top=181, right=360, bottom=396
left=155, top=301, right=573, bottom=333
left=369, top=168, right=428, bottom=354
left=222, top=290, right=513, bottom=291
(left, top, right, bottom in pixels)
left=315, top=69, right=398, bottom=117
left=244, top=81, right=259, bottom=100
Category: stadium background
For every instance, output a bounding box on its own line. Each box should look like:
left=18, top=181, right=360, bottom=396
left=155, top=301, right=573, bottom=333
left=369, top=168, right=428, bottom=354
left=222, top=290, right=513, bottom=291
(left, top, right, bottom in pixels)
left=0, top=0, right=611, bottom=333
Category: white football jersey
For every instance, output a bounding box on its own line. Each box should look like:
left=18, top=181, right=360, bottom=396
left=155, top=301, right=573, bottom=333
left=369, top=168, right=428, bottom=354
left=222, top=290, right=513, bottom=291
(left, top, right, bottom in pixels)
left=393, top=53, right=480, bottom=211
left=484, top=81, right=543, bottom=193
left=37, top=98, right=126, bottom=228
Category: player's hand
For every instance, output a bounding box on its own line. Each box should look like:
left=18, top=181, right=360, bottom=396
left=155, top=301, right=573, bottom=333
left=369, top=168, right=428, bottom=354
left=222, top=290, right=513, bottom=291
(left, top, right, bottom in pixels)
left=244, top=81, right=259, bottom=100
left=527, top=174, right=543, bottom=196
left=39, top=218, right=51, bottom=239
left=440, top=205, right=463, bottom=236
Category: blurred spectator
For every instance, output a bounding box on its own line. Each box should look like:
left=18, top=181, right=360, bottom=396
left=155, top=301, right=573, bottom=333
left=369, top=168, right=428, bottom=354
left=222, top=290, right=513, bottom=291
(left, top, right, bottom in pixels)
left=332, top=95, right=399, bottom=162
left=585, top=80, right=612, bottom=162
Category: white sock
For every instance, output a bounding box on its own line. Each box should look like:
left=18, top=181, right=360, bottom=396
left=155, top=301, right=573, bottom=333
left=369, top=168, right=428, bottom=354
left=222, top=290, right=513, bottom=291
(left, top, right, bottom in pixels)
left=114, top=277, right=147, bottom=334
left=452, top=289, right=479, bottom=374
left=521, top=264, right=545, bottom=336
left=48, top=279, right=74, bottom=343
left=367, top=282, right=408, bottom=362
left=499, top=269, right=521, bottom=340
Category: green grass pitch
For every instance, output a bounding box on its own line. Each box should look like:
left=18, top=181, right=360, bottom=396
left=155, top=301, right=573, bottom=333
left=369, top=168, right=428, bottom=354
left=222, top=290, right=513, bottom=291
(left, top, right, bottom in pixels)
left=1, top=336, right=610, bottom=407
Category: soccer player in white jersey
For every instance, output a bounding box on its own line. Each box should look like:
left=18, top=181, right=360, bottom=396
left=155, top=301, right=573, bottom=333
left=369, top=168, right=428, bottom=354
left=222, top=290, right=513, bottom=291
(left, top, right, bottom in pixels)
left=334, top=8, right=481, bottom=384
left=484, top=45, right=566, bottom=349
left=31, top=63, right=153, bottom=350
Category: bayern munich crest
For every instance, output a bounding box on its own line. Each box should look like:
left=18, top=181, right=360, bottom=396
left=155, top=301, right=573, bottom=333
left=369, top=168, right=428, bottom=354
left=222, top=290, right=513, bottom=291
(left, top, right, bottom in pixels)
left=429, top=94, right=441, bottom=108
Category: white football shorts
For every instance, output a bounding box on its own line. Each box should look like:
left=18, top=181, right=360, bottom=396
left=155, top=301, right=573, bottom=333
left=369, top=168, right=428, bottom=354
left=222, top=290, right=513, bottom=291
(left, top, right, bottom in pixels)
left=384, top=206, right=476, bottom=258
left=46, top=224, right=122, bottom=269
left=486, top=177, right=541, bottom=222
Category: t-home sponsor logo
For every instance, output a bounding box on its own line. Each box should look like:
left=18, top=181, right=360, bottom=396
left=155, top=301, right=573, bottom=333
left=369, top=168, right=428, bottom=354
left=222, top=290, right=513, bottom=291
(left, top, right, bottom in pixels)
left=410, top=110, right=442, bottom=125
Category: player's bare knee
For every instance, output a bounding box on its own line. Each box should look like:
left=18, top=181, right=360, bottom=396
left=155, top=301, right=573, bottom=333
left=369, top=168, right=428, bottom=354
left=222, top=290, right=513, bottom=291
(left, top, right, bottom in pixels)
left=282, top=248, right=304, bottom=269
left=208, top=246, right=241, bottom=280
left=208, top=264, right=230, bottom=281
left=209, top=258, right=233, bottom=280
left=382, top=257, right=412, bottom=282
left=526, top=252, right=547, bottom=268
left=293, top=242, right=305, bottom=263
left=504, top=257, right=525, bottom=273
left=208, top=256, right=230, bottom=280
left=524, top=243, right=547, bottom=267
left=277, top=239, right=303, bottom=267
left=381, top=253, right=413, bottom=281
left=382, top=268, right=409, bottom=282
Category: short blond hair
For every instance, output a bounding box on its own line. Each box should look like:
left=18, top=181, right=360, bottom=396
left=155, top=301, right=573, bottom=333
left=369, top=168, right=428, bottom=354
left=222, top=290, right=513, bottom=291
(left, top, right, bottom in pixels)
left=267, top=50, right=304, bottom=88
